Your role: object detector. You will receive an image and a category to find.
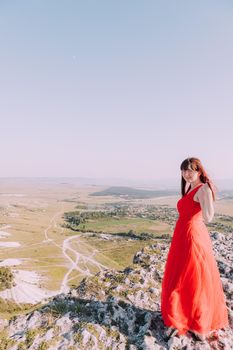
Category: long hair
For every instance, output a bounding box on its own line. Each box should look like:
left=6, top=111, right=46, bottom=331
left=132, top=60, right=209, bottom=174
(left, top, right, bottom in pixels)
left=180, top=157, right=216, bottom=201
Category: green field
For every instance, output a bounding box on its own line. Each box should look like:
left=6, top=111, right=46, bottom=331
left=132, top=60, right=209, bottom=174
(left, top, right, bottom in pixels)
left=79, top=217, right=171, bottom=235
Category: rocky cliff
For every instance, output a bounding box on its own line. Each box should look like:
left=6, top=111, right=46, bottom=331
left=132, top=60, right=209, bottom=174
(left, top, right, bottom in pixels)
left=0, top=231, right=232, bottom=350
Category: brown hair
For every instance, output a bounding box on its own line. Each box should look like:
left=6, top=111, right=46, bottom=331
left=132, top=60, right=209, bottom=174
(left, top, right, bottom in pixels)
left=180, top=157, right=216, bottom=200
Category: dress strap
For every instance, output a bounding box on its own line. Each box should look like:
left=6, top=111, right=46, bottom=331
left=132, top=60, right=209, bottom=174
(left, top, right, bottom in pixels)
left=186, top=183, right=203, bottom=196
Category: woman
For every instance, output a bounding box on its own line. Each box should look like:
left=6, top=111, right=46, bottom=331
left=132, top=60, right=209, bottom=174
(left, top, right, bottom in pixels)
left=161, top=157, right=229, bottom=341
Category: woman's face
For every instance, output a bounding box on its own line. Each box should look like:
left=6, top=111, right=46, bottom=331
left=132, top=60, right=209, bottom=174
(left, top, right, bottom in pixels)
left=181, top=166, right=201, bottom=183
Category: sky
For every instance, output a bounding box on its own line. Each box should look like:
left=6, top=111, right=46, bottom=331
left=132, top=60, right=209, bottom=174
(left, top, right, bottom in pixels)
left=0, top=0, right=233, bottom=181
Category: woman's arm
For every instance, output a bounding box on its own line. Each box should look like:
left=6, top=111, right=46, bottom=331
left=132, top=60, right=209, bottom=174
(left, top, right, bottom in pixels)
left=197, top=184, right=215, bottom=223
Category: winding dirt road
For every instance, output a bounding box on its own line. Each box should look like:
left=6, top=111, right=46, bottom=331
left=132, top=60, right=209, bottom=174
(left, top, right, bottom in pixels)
left=43, top=208, right=109, bottom=294
left=0, top=207, right=109, bottom=304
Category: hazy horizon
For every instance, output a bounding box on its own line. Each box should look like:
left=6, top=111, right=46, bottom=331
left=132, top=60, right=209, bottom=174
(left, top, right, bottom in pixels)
left=0, top=175, right=233, bottom=190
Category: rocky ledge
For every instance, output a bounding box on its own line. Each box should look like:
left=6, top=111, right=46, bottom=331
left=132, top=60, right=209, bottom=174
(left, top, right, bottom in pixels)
left=0, top=231, right=232, bottom=350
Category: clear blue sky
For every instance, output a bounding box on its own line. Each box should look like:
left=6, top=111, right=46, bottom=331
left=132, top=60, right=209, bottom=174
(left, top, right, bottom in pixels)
left=0, top=1, right=232, bottom=180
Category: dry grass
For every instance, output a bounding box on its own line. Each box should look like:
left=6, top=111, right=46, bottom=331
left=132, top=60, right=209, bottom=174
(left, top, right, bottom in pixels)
left=0, top=179, right=232, bottom=318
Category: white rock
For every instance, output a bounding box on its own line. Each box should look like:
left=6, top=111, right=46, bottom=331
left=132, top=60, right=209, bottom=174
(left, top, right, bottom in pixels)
left=193, top=342, right=211, bottom=350
left=44, top=327, right=54, bottom=341
left=167, top=336, right=182, bottom=349
left=55, top=313, right=72, bottom=332
left=143, top=335, right=160, bottom=349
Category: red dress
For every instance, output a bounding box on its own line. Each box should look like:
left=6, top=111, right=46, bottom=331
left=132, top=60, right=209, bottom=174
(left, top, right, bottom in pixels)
left=161, top=183, right=229, bottom=336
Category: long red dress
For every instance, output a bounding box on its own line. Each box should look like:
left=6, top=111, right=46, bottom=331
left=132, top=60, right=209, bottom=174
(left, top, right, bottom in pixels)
left=161, top=183, right=229, bottom=336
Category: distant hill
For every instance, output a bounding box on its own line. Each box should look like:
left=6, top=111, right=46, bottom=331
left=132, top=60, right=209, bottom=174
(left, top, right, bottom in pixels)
left=0, top=177, right=232, bottom=190
left=90, top=186, right=178, bottom=199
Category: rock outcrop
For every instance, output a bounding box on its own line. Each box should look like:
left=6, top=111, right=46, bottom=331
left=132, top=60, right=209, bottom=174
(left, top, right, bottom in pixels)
left=0, top=231, right=232, bottom=350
